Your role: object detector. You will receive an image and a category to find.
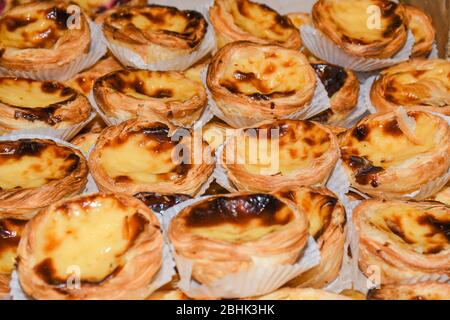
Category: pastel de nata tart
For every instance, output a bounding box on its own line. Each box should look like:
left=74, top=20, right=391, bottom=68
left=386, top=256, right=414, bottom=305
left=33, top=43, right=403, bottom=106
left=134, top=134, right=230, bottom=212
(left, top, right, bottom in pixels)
left=353, top=200, right=450, bottom=284
left=168, top=193, right=309, bottom=285
left=370, top=59, right=450, bottom=116
left=17, top=193, right=164, bottom=300
left=70, top=128, right=102, bottom=154
left=221, top=120, right=340, bottom=193
left=89, top=119, right=214, bottom=196
left=0, top=0, right=91, bottom=72
left=134, top=192, right=192, bottom=214
left=0, top=77, right=92, bottom=135
left=249, top=288, right=351, bottom=300
left=308, top=63, right=359, bottom=125
left=102, top=4, right=208, bottom=64
left=340, top=110, right=450, bottom=200
left=367, top=281, right=450, bottom=300
left=312, top=0, right=408, bottom=59
left=93, top=69, right=207, bottom=127
left=66, top=54, right=123, bottom=96
left=0, top=138, right=88, bottom=219
left=207, top=41, right=316, bottom=128
left=209, top=0, right=301, bottom=50
left=279, top=187, right=346, bottom=289
left=0, top=218, right=27, bottom=298
left=404, top=5, right=435, bottom=58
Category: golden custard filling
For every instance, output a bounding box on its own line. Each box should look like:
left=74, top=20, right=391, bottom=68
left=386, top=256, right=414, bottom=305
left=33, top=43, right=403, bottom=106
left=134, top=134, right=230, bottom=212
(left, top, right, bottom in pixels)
left=377, top=61, right=450, bottom=106
left=219, top=49, right=311, bottom=98
left=317, top=0, right=404, bottom=43
left=0, top=219, right=26, bottom=274
left=235, top=121, right=330, bottom=175
left=32, top=195, right=148, bottom=284
left=0, top=5, right=71, bottom=49
left=183, top=194, right=295, bottom=243
left=224, top=0, right=296, bottom=42
left=102, top=70, right=198, bottom=103
left=99, top=125, right=189, bottom=184
left=0, top=140, right=80, bottom=190
left=368, top=203, right=449, bottom=255
left=0, top=78, right=75, bottom=108
left=342, top=112, right=439, bottom=170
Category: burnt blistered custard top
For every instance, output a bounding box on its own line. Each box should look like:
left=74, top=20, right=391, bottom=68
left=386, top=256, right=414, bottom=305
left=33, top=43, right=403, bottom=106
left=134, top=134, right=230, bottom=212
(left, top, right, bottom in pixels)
left=179, top=194, right=295, bottom=243
left=217, top=0, right=299, bottom=45
left=0, top=139, right=81, bottom=190
left=0, top=78, right=81, bottom=126
left=232, top=120, right=331, bottom=176
left=134, top=192, right=191, bottom=213
left=98, top=70, right=201, bottom=103
left=98, top=123, right=190, bottom=184
left=364, top=202, right=449, bottom=255
left=218, top=46, right=315, bottom=100
left=340, top=112, right=440, bottom=187
left=312, top=64, right=348, bottom=98
left=0, top=2, right=73, bottom=50
left=105, top=5, right=207, bottom=49
left=372, top=59, right=450, bottom=109
left=31, top=194, right=149, bottom=285
left=0, top=219, right=26, bottom=274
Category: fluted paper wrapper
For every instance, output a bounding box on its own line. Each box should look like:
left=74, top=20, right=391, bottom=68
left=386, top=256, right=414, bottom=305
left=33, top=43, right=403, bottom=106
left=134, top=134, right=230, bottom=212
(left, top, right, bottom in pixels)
left=301, top=25, right=414, bottom=72
left=0, top=20, right=106, bottom=81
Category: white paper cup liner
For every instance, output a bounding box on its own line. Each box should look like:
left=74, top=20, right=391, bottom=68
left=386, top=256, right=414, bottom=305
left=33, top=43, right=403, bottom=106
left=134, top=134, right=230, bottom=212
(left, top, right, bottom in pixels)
left=363, top=75, right=378, bottom=114
left=1, top=112, right=96, bottom=141
left=336, top=79, right=370, bottom=128
left=0, top=20, right=107, bottom=81
left=301, top=25, right=414, bottom=72
left=428, top=42, right=439, bottom=59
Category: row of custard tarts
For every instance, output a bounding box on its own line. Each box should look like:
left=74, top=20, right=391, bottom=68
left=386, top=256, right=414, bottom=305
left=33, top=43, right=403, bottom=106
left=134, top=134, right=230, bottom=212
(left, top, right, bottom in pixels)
left=6, top=184, right=347, bottom=299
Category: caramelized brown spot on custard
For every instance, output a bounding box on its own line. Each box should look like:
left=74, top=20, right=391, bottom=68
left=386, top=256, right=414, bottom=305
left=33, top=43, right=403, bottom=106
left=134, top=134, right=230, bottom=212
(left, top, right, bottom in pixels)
left=0, top=219, right=26, bottom=256
left=418, top=215, right=450, bottom=242
left=352, top=124, right=370, bottom=141
left=312, top=64, right=348, bottom=98
left=185, top=194, right=292, bottom=228
left=382, top=119, right=403, bottom=136
left=344, top=155, right=384, bottom=187
left=0, top=139, right=46, bottom=158
left=385, top=216, right=415, bottom=244
left=134, top=192, right=192, bottom=213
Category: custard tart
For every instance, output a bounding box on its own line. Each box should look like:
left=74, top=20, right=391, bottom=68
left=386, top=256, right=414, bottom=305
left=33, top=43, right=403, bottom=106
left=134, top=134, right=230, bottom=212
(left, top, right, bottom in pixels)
left=0, top=138, right=88, bottom=219
left=279, top=187, right=346, bottom=289
left=404, top=4, right=435, bottom=58
left=370, top=59, right=450, bottom=116
left=249, top=287, right=351, bottom=300
left=102, top=4, right=208, bottom=65
left=220, top=120, right=340, bottom=192
left=353, top=199, right=450, bottom=284
left=207, top=41, right=316, bottom=128
left=209, top=0, right=301, bottom=50
left=340, top=110, right=450, bottom=200
left=93, top=69, right=207, bottom=127
left=17, top=193, right=164, bottom=300
left=312, top=0, right=408, bottom=59
left=89, top=119, right=214, bottom=196
left=0, top=218, right=26, bottom=298
left=367, top=282, right=450, bottom=300
left=0, top=0, right=91, bottom=72
left=0, top=77, right=92, bottom=135
left=168, top=193, right=309, bottom=285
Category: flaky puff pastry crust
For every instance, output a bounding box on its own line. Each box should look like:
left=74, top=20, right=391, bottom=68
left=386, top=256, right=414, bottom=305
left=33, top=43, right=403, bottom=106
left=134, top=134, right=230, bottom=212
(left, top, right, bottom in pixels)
left=428, top=182, right=450, bottom=206
left=89, top=119, right=214, bottom=196
left=0, top=78, right=92, bottom=134
left=0, top=139, right=88, bottom=220
left=168, top=193, right=309, bottom=285
left=0, top=0, right=91, bottom=71
left=221, top=120, right=340, bottom=193
left=278, top=187, right=346, bottom=289
left=70, top=128, right=101, bottom=154
left=312, top=0, right=408, bottom=59
left=102, top=5, right=208, bottom=64
left=370, top=59, right=450, bottom=116
left=207, top=41, right=316, bottom=128
left=404, top=5, right=435, bottom=58
left=367, top=281, right=450, bottom=300
left=209, top=0, right=301, bottom=50
left=353, top=200, right=450, bottom=285
left=248, top=288, right=351, bottom=300
left=17, top=193, right=163, bottom=300
left=340, top=110, right=450, bottom=200
left=93, top=69, right=207, bottom=127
